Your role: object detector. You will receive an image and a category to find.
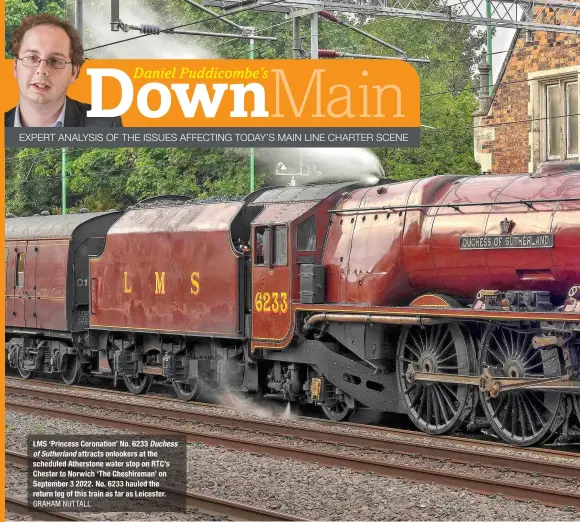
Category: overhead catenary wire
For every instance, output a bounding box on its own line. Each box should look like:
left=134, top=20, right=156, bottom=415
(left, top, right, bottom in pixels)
left=83, top=0, right=285, bottom=53
left=422, top=111, right=580, bottom=134
left=204, top=18, right=292, bottom=51
left=422, top=76, right=531, bottom=98
left=181, top=0, right=245, bottom=31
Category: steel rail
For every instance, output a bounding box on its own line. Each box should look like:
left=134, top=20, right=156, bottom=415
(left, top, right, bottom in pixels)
left=6, top=450, right=303, bottom=521
left=7, top=399, right=580, bottom=509
left=7, top=380, right=580, bottom=479
left=5, top=496, right=85, bottom=521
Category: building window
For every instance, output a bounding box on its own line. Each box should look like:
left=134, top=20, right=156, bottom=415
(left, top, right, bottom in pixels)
left=546, top=81, right=578, bottom=160
left=16, top=253, right=25, bottom=288
left=567, top=82, right=578, bottom=158
left=547, top=84, right=560, bottom=159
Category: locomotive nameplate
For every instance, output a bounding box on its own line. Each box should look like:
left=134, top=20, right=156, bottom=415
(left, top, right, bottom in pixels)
left=460, top=234, right=554, bottom=250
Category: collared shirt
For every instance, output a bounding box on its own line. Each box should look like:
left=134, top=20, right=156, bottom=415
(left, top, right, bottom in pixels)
left=14, top=99, right=66, bottom=127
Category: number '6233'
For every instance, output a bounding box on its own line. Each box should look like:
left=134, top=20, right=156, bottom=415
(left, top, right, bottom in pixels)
left=254, top=292, right=289, bottom=313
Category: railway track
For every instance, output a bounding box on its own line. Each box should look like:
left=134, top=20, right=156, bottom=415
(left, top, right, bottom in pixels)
left=6, top=451, right=304, bottom=521
left=9, top=375, right=580, bottom=453
left=7, top=378, right=580, bottom=478
left=6, top=381, right=580, bottom=510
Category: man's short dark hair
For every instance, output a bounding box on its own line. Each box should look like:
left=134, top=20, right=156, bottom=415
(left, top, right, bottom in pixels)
left=10, top=14, right=84, bottom=67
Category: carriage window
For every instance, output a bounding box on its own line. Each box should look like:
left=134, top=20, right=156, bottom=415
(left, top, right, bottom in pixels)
left=297, top=215, right=316, bottom=251
left=255, top=225, right=287, bottom=266
left=16, top=253, right=25, bottom=287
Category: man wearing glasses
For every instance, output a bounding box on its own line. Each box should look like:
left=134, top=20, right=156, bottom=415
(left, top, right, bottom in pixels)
left=5, top=14, right=122, bottom=127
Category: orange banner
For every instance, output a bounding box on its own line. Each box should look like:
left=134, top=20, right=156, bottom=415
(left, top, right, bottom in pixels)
left=2, top=59, right=420, bottom=128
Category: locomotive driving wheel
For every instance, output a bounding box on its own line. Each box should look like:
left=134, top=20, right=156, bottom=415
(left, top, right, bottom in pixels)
left=123, top=374, right=153, bottom=394
left=478, top=326, right=564, bottom=446
left=397, top=323, right=474, bottom=435
left=173, top=380, right=204, bottom=402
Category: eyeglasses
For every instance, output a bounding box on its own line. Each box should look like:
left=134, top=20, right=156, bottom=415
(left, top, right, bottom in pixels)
left=18, top=55, right=72, bottom=69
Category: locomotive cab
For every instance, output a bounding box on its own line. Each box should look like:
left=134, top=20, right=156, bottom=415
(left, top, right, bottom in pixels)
left=248, top=183, right=360, bottom=347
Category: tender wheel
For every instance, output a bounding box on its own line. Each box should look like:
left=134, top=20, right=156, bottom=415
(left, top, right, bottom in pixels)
left=61, top=355, right=84, bottom=385
left=172, top=380, right=204, bottom=402
left=123, top=374, right=153, bottom=394
left=18, top=368, right=35, bottom=379
left=478, top=326, right=564, bottom=446
left=320, top=385, right=357, bottom=421
left=397, top=323, right=475, bottom=435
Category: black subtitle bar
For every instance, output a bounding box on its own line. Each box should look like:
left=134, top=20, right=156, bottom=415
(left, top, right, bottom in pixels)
left=6, top=128, right=420, bottom=148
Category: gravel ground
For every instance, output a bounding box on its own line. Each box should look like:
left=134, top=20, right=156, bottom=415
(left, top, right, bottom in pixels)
left=5, top=512, right=34, bottom=521
left=8, top=378, right=580, bottom=466
left=7, top=392, right=580, bottom=494
left=6, top=411, right=580, bottom=520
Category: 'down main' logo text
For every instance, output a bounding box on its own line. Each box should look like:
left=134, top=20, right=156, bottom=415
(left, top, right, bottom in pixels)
left=86, top=67, right=406, bottom=120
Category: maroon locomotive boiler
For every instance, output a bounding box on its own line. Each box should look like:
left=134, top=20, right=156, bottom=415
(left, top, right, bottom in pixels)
left=6, top=162, right=580, bottom=446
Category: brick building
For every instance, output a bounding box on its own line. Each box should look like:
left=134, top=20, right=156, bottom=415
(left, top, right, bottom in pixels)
left=473, top=25, right=580, bottom=174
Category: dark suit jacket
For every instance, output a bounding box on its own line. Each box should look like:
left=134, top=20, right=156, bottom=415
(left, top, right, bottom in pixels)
left=5, top=96, right=123, bottom=127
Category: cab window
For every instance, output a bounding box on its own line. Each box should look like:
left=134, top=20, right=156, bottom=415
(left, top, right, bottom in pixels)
left=16, top=253, right=25, bottom=288
left=273, top=226, right=287, bottom=265
left=297, top=215, right=316, bottom=251
left=255, top=225, right=287, bottom=266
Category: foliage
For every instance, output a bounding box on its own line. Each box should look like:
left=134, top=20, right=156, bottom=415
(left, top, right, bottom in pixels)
left=5, top=0, right=64, bottom=57
left=5, top=0, right=484, bottom=214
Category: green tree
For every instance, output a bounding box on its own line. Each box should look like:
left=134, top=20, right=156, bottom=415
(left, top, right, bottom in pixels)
left=5, top=0, right=65, bottom=57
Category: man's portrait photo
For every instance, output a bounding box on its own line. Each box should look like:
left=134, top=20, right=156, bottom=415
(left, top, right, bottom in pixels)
left=5, top=14, right=123, bottom=128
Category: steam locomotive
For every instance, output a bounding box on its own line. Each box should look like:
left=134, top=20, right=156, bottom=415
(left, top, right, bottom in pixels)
left=6, top=161, right=580, bottom=446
